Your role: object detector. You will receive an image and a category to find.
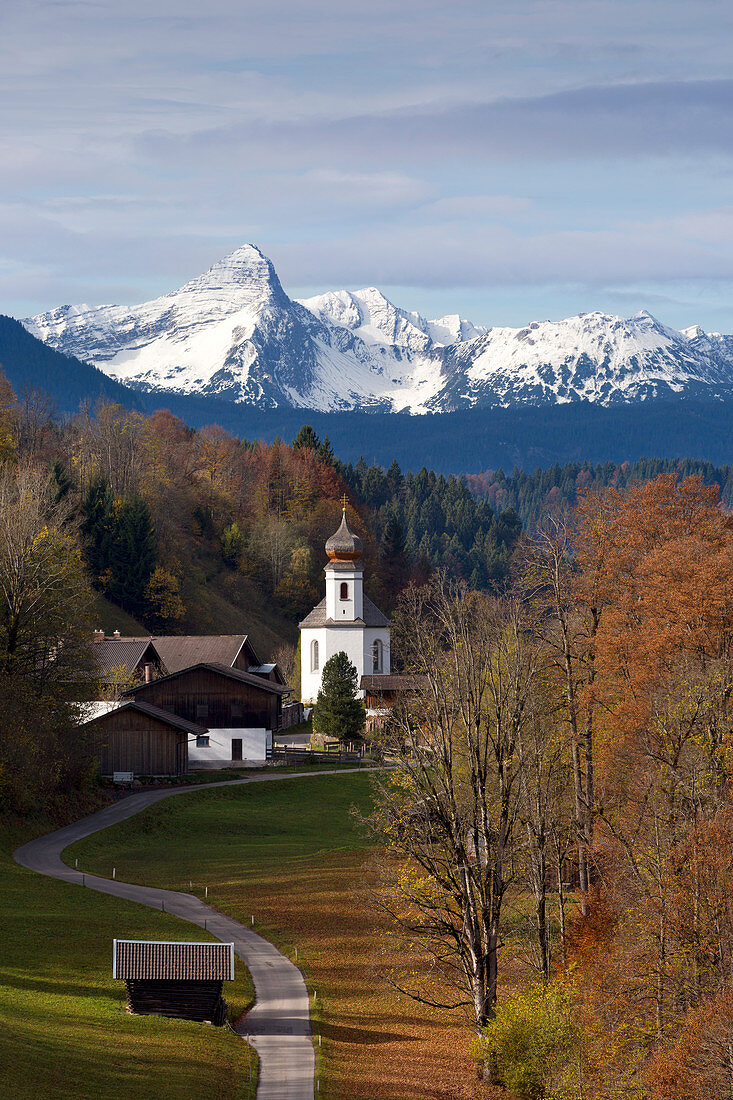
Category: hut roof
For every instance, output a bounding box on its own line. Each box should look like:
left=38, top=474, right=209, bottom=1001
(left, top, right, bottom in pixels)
left=113, top=940, right=235, bottom=981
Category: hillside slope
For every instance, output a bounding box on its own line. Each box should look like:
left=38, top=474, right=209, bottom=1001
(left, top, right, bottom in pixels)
left=0, top=315, right=139, bottom=413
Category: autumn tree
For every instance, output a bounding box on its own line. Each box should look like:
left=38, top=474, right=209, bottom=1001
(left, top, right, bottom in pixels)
left=0, top=464, right=97, bottom=812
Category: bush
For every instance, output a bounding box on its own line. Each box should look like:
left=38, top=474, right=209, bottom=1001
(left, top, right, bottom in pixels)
left=477, top=982, right=579, bottom=1100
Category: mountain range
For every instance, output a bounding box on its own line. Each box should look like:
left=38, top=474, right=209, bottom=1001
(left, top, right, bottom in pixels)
left=23, top=244, right=733, bottom=414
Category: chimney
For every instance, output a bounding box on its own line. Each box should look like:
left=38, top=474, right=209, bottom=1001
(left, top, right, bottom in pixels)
left=144, top=663, right=153, bottom=683
left=113, top=630, right=121, bottom=639
left=93, top=630, right=105, bottom=643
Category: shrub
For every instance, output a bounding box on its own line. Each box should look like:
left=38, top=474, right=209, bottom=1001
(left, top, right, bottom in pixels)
left=477, top=982, right=579, bottom=1099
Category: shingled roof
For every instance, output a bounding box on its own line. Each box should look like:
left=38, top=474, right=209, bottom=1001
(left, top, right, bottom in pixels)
left=93, top=639, right=162, bottom=679
left=299, top=594, right=390, bottom=629
left=113, top=940, right=234, bottom=981
left=148, top=636, right=257, bottom=674
left=361, top=674, right=428, bottom=693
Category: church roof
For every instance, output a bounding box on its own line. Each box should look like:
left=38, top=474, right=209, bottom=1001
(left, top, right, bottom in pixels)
left=299, top=595, right=390, bottom=628
left=325, top=510, right=363, bottom=562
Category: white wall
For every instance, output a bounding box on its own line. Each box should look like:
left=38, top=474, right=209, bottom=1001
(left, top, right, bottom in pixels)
left=300, top=625, right=391, bottom=704
left=188, top=728, right=272, bottom=767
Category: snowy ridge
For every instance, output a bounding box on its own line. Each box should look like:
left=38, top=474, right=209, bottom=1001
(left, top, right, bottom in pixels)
left=24, top=245, right=733, bottom=413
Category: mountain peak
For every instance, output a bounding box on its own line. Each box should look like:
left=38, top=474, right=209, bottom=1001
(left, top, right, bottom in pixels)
left=177, top=243, right=285, bottom=303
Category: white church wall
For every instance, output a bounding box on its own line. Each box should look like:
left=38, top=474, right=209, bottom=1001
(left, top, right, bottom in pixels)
left=300, top=627, right=326, bottom=705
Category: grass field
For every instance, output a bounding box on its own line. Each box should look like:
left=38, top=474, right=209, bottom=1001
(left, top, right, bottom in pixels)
left=69, top=773, right=499, bottom=1099
left=0, top=821, right=257, bottom=1100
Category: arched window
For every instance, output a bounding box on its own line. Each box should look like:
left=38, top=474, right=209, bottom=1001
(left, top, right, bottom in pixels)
left=311, top=640, right=319, bottom=672
left=372, top=639, right=383, bottom=673
left=340, top=582, right=349, bottom=600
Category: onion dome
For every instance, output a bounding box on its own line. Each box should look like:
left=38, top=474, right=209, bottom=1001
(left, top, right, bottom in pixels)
left=325, top=507, right=362, bottom=562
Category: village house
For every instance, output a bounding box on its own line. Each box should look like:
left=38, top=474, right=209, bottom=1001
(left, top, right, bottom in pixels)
left=82, top=635, right=292, bottom=775
left=92, top=630, right=165, bottom=691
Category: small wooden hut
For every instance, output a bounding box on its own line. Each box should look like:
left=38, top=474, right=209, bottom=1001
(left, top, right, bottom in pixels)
left=113, top=940, right=234, bottom=1025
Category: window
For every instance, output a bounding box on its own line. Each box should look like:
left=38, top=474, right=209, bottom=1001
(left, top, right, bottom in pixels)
left=372, top=639, right=383, bottom=673
left=340, top=582, right=349, bottom=600
left=196, top=703, right=208, bottom=719
left=231, top=702, right=242, bottom=718
left=195, top=734, right=210, bottom=747
left=311, top=640, right=319, bottom=672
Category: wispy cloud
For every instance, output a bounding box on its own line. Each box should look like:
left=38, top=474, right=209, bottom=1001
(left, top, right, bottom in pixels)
left=2, top=0, right=733, bottom=330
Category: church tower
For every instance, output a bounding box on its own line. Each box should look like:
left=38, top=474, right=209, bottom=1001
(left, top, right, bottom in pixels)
left=299, top=502, right=390, bottom=705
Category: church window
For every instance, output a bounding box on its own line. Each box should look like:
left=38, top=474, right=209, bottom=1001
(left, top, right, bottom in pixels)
left=311, top=640, right=319, bottom=672
left=372, top=639, right=383, bottom=673
left=340, top=582, right=348, bottom=600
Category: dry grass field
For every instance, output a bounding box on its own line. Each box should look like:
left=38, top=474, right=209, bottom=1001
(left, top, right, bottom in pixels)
left=70, top=773, right=509, bottom=1099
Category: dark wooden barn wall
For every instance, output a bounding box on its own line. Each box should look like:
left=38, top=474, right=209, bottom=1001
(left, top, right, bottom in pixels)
left=132, top=667, right=280, bottom=729
left=93, top=712, right=188, bottom=775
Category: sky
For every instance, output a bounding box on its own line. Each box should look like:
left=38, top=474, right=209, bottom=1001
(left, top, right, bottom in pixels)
left=3, top=0, right=733, bottom=330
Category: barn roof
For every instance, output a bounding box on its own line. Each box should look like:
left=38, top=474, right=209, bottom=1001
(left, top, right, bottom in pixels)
left=82, top=699, right=208, bottom=735
left=113, top=940, right=235, bottom=981
left=299, top=594, right=390, bottom=628
left=148, top=635, right=259, bottom=674
left=123, top=662, right=289, bottom=698
left=93, top=639, right=163, bottom=679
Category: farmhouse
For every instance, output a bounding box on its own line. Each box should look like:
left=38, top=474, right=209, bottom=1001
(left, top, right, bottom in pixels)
left=300, top=503, right=391, bottom=705
left=113, top=940, right=234, bottom=1025
left=123, top=662, right=288, bottom=769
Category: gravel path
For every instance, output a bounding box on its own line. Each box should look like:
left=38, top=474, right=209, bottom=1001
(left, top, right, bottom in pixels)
left=14, top=771, right=360, bottom=1099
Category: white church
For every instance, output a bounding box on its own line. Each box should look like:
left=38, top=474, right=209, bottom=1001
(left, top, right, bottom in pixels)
left=299, top=502, right=391, bottom=705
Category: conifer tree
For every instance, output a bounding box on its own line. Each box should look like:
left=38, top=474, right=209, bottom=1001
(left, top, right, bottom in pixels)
left=312, top=651, right=366, bottom=742
left=292, top=424, right=320, bottom=451
left=81, top=474, right=114, bottom=584
left=107, top=494, right=156, bottom=618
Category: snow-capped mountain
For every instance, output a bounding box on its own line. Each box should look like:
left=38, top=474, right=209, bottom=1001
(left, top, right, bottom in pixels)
left=23, top=245, right=733, bottom=413
left=299, top=287, right=485, bottom=353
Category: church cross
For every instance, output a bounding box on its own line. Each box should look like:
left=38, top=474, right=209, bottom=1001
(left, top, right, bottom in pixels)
left=341, top=493, right=349, bottom=511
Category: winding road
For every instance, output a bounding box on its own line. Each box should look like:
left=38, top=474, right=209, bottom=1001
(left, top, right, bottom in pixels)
left=13, top=771, right=357, bottom=1100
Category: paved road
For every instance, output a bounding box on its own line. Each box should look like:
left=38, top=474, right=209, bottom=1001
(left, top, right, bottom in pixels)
left=14, top=771, right=362, bottom=1100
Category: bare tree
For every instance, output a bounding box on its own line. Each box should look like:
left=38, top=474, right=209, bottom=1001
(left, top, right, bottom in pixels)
left=369, top=576, right=541, bottom=1031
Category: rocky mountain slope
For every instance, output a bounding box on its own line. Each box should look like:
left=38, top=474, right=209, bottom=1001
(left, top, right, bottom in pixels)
left=24, top=245, right=733, bottom=412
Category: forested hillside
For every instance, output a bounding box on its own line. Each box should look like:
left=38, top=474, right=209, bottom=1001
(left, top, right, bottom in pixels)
left=465, top=455, right=733, bottom=525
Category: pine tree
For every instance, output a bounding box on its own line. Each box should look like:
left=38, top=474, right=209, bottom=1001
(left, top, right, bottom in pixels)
left=292, top=424, right=321, bottom=451
left=312, top=651, right=366, bottom=743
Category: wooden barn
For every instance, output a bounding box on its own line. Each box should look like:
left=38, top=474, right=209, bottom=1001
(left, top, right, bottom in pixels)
left=83, top=700, right=206, bottom=776
left=123, top=662, right=288, bottom=731
left=113, top=940, right=234, bottom=1026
